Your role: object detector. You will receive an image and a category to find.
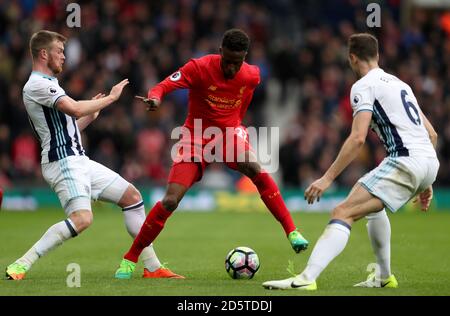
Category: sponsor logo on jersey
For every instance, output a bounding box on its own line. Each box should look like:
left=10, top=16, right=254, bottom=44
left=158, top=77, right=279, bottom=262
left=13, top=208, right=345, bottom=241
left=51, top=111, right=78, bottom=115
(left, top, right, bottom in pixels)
left=205, top=94, right=242, bottom=109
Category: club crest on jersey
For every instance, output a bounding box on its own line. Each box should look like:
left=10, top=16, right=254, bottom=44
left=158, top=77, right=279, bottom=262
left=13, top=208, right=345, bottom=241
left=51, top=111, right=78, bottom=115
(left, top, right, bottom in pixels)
left=170, top=71, right=182, bottom=82
left=48, top=86, right=58, bottom=95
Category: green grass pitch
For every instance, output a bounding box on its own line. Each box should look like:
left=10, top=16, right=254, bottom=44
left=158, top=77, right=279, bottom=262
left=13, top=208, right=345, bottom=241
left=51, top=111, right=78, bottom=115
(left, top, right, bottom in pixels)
left=1, top=205, right=450, bottom=296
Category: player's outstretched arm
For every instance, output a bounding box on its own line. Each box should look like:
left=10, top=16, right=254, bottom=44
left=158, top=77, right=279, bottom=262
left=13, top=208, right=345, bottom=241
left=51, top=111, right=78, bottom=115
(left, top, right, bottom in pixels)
left=304, top=111, right=372, bottom=204
left=146, top=60, right=199, bottom=104
left=56, top=79, right=129, bottom=118
left=76, top=93, right=105, bottom=131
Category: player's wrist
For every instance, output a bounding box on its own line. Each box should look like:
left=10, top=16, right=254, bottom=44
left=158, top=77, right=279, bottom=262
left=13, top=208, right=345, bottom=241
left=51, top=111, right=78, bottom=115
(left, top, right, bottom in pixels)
left=322, top=172, right=335, bottom=183
left=106, top=94, right=116, bottom=103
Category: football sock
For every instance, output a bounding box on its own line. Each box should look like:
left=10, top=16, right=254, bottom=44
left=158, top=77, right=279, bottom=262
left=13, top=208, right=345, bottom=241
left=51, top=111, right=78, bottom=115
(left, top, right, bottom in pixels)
left=122, top=201, right=161, bottom=272
left=124, top=201, right=172, bottom=263
left=18, top=219, right=78, bottom=269
left=299, top=220, right=351, bottom=282
left=251, top=172, right=296, bottom=235
left=366, top=209, right=391, bottom=279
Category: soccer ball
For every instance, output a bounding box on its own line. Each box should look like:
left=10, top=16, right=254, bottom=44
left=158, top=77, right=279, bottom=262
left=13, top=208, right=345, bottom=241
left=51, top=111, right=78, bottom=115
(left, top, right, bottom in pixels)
left=225, top=246, right=260, bottom=279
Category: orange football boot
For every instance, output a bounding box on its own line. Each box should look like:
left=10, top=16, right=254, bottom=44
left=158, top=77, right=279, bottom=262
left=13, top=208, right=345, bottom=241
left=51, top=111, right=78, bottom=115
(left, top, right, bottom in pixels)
left=142, top=267, right=185, bottom=279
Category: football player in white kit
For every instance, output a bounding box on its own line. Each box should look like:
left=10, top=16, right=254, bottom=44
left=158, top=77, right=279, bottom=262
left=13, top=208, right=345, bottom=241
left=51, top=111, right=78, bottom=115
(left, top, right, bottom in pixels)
left=6, top=30, right=183, bottom=280
left=263, top=33, right=439, bottom=290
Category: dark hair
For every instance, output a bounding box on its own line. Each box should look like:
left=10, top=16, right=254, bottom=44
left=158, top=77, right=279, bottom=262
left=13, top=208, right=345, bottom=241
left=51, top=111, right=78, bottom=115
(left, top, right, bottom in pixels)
left=30, top=30, right=66, bottom=59
left=222, top=29, right=250, bottom=52
left=348, top=33, right=378, bottom=61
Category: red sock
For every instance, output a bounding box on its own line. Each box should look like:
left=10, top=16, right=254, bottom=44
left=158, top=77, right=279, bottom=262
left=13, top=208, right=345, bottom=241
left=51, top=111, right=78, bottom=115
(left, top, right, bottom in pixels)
left=251, top=172, right=297, bottom=236
left=124, top=201, right=172, bottom=263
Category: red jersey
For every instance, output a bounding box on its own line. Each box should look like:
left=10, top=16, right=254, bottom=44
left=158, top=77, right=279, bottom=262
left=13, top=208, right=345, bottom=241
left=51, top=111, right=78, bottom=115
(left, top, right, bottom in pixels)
left=148, top=54, right=260, bottom=130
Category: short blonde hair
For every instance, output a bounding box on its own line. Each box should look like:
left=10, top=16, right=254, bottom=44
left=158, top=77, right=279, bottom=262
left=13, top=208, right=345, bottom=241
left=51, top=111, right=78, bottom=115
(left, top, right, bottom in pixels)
left=29, top=30, right=66, bottom=59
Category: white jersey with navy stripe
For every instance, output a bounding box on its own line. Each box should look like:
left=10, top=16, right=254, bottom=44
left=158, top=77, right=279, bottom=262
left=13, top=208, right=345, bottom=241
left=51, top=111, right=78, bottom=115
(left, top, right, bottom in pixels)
left=350, top=68, right=436, bottom=158
left=23, top=71, right=85, bottom=163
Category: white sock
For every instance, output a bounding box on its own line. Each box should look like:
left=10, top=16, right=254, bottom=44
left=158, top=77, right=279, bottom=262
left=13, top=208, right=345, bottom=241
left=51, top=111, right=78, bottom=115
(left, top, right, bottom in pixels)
left=366, top=209, right=391, bottom=279
left=299, top=220, right=351, bottom=282
left=123, top=201, right=161, bottom=272
left=18, top=219, right=78, bottom=269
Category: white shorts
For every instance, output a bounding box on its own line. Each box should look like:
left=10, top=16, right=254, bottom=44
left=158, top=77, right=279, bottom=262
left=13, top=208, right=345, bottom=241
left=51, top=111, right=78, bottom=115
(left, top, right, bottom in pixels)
left=358, top=156, right=439, bottom=212
left=42, top=156, right=130, bottom=215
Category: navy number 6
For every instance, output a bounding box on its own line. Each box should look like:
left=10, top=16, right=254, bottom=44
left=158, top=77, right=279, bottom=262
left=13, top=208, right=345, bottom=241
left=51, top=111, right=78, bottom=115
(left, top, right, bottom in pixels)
left=401, top=90, right=421, bottom=125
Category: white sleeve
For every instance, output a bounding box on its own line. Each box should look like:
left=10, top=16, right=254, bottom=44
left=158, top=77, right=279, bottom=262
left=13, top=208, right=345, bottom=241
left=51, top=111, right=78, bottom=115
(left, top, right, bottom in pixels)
left=407, top=85, right=420, bottom=108
left=350, top=82, right=374, bottom=117
left=27, top=80, right=66, bottom=108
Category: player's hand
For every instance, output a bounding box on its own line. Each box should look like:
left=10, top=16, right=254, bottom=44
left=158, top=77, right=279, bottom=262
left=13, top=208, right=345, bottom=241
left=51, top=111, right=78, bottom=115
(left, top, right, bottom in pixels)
left=135, top=95, right=160, bottom=111
left=92, top=93, right=106, bottom=100
left=304, top=176, right=333, bottom=204
left=413, top=185, right=433, bottom=212
left=109, top=79, right=129, bottom=101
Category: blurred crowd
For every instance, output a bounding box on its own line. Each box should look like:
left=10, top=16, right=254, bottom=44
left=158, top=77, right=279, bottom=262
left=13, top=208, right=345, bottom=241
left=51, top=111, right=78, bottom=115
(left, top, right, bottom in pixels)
left=0, top=0, right=449, bottom=190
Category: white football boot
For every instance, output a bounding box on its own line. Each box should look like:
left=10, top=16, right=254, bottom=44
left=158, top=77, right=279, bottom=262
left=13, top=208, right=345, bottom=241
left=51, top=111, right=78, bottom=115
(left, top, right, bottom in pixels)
left=263, top=275, right=317, bottom=290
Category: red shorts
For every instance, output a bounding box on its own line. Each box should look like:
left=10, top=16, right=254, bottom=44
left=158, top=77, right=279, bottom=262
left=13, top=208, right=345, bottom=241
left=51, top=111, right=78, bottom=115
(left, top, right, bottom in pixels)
left=168, top=126, right=254, bottom=188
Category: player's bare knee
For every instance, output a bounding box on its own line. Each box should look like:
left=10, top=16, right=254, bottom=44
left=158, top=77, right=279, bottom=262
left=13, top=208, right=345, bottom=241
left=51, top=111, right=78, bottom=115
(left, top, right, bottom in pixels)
left=118, top=184, right=142, bottom=208
left=237, top=162, right=260, bottom=178
left=127, top=185, right=142, bottom=204
left=331, top=205, right=348, bottom=220
left=78, top=212, right=93, bottom=231
left=162, top=195, right=179, bottom=212
left=69, top=210, right=93, bottom=232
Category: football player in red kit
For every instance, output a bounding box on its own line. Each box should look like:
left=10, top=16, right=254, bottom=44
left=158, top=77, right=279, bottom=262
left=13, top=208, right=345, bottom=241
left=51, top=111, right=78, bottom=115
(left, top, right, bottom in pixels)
left=115, top=29, right=309, bottom=279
